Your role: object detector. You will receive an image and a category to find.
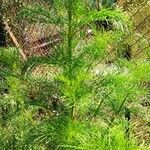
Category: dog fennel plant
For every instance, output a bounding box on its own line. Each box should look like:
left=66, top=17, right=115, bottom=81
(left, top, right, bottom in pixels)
left=0, top=0, right=150, bottom=149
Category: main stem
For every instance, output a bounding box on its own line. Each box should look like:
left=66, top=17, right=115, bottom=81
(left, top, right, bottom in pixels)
left=67, top=0, right=74, bottom=118
left=67, top=0, right=73, bottom=70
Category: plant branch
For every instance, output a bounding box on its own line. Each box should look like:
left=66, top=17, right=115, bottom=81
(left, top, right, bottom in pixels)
left=109, top=85, right=135, bottom=126
left=90, top=90, right=112, bottom=122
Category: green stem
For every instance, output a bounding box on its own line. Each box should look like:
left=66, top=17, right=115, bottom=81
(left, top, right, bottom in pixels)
left=109, top=91, right=132, bottom=126
left=67, top=0, right=73, bottom=74
left=67, top=0, right=74, bottom=118
left=71, top=102, right=75, bottom=118
left=109, top=84, right=135, bottom=126
left=90, top=91, right=111, bottom=122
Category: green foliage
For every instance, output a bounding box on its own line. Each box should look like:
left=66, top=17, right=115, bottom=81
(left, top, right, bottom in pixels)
left=0, top=0, right=149, bottom=149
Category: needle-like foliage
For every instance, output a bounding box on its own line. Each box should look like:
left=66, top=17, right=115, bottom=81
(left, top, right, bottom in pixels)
left=0, top=0, right=149, bottom=149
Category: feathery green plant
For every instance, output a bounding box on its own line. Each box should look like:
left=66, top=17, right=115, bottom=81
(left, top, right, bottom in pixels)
left=0, top=0, right=150, bottom=149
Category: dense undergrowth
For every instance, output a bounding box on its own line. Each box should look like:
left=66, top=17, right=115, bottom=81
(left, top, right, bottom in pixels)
left=0, top=0, right=150, bottom=149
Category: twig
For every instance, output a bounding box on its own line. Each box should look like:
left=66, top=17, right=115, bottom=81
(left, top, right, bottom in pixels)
left=32, top=38, right=61, bottom=50
left=4, top=20, right=27, bottom=61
